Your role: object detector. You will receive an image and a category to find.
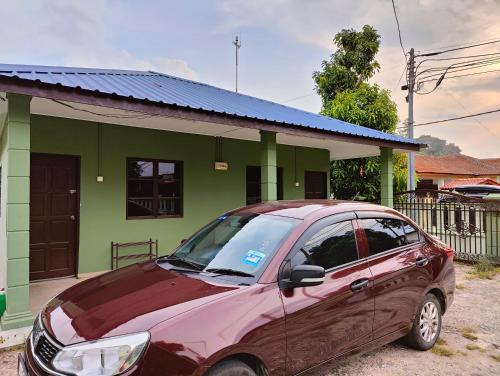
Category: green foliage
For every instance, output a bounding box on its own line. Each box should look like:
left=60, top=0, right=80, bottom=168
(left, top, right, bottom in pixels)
left=416, top=134, right=461, bottom=156
left=324, top=84, right=405, bottom=200
left=313, top=25, right=407, bottom=200
left=313, top=25, right=381, bottom=106
left=322, top=83, right=398, bottom=133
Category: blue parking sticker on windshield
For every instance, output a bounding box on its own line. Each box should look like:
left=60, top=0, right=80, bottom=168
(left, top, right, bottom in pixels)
left=217, top=214, right=228, bottom=221
left=242, top=250, right=266, bottom=267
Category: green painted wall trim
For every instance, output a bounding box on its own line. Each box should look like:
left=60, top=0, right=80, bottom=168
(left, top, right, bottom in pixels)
left=260, top=131, right=277, bottom=202
left=30, top=115, right=330, bottom=274
left=380, top=147, right=393, bottom=208
left=1, top=93, right=33, bottom=330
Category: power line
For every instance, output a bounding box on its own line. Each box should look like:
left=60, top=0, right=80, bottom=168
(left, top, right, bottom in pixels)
left=446, top=90, right=500, bottom=139
left=391, top=0, right=406, bottom=63
left=417, top=39, right=500, bottom=57
left=416, top=56, right=500, bottom=78
left=417, top=51, right=500, bottom=64
left=414, top=108, right=500, bottom=127
left=415, top=57, right=500, bottom=93
left=416, top=36, right=500, bottom=53
left=281, top=92, right=315, bottom=103
left=416, top=59, right=500, bottom=84
left=418, top=67, right=500, bottom=84
left=52, top=99, right=158, bottom=119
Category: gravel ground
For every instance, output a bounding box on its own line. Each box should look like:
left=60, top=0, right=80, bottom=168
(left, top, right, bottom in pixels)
left=307, top=262, right=500, bottom=376
left=1, top=263, right=499, bottom=376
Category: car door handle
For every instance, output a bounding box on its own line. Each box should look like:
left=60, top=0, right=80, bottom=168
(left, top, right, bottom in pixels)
left=416, top=257, right=429, bottom=267
left=350, top=278, right=369, bottom=292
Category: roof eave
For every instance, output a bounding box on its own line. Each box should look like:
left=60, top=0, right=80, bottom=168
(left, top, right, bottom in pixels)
left=0, top=75, right=422, bottom=152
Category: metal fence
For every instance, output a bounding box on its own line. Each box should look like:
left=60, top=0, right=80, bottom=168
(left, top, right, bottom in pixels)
left=394, top=190, right=500, bottom=262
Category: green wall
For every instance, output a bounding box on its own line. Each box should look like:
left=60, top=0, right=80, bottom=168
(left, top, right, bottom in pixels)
left=31, top=115, right=330, bottom=274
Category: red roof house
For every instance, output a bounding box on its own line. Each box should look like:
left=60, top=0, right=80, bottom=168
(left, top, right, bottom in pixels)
left=415, top=154, right=500, bottom=190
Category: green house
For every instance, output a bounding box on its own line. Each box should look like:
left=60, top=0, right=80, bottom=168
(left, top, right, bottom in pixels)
left=0, top=64, right=423, bottom=329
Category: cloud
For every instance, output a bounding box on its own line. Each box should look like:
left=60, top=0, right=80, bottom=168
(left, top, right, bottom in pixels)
left=216, top=0, right=500, bottom=157
left=0, top=0, right=197, bottom=79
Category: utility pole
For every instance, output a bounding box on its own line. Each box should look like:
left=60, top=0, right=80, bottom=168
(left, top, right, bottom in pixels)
left=406, top=47, right=416, bottom=192
left=233, top=36, right=241, bottom=92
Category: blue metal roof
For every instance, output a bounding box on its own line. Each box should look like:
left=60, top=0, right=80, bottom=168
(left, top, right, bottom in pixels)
left=0, top=64, right=421, bottom=147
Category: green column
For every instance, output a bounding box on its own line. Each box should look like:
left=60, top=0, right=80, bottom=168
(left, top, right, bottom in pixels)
left=260, top=131, right=277, bottom=202
left=380, top=147, right=393, bottom=208
left=1, top=93, right=33, bottom=330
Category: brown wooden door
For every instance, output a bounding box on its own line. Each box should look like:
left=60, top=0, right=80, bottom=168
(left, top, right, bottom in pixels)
left=30, top=154, right=79, bottom=281
left=304, top=171, right=327, bottom=199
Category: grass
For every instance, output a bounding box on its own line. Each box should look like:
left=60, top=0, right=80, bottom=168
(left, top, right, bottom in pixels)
left=491, top=354, right=500, bottom=362
left=436, top=337, right=447, bottom=346
left=467, top=257, right=500, bottom=280
left=465, top=344, right=482, bottom=351
left=0, top=343, right=24, bottom=354
left=455, top=284, right=465, bottom=290
left=461, top=327, right=479, bottom=341
left=431, top=345, right=454, bottom=357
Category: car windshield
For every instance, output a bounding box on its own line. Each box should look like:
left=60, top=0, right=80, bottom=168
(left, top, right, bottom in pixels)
left=171, top=213, right=299, bottom=279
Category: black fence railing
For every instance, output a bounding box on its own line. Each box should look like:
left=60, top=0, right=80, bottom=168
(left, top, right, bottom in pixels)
left=394, top=190, right=500, bottom=262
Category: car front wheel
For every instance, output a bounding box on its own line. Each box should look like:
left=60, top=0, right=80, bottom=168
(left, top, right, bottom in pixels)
left=405, top=293, right=442, bottom=350
left=207, top=359, right=257, bottom=376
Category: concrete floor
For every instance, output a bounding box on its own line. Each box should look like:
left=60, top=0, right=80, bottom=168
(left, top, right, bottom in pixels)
left=29, top=272, right=105, bottom=316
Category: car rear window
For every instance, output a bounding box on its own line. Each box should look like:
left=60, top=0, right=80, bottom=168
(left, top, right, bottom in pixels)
left=360, top=218, right=406, bottom=255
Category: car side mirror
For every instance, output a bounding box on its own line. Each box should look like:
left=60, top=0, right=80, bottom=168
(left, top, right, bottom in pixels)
left=279, top=265, right=325, bottom=289
left=180, top=239, right=187, bottom=245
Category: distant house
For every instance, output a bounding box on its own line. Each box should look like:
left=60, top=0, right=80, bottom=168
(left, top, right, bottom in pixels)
left=441, top=178, right=500, bottom=190
left=416, top=154, right=500, bottom=190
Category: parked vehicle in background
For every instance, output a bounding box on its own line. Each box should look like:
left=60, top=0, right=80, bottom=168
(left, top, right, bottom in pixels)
left=20, top=201, right=455, bottom=376
left=453, top=184, right=500, bottom=199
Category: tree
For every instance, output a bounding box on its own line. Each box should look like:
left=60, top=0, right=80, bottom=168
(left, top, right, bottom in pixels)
left=313, top=25, right=380, bottom=105
left=415, top=135, right=461, bottom=156
left=313, top=25, right=406, bottom=201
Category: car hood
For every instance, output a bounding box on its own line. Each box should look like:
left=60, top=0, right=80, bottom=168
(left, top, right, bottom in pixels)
left=40, top=262, right=239, bottom=345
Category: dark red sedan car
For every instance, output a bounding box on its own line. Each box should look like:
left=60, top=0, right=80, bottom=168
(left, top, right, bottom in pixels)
left=21, top=201, right=455, bottom=376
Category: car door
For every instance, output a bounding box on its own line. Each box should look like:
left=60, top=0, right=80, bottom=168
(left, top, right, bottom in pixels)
left=279, top=213, right=375, bottom=375
left=356, top=212, right=434, bottom=339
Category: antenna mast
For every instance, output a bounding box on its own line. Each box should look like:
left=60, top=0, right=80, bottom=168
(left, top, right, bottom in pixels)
left=233, top=35, right=241, bottom=92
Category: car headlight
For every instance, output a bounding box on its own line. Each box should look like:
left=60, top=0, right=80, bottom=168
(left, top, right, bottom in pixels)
left=52, top=332, right=149, bottom=376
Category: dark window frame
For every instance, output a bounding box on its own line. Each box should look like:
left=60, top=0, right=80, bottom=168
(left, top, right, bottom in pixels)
left=126, top=157, right=183, bottom=220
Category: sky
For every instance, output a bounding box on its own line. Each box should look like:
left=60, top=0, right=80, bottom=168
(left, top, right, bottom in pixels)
left=1, top=0, right=499, bottom=158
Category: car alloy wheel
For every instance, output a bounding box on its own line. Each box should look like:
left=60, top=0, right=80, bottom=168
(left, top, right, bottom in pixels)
left=419, top=301, right=439, bottom=343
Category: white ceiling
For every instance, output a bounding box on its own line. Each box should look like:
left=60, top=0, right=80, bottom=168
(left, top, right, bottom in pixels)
left=0, top=95, right=411, bottom=160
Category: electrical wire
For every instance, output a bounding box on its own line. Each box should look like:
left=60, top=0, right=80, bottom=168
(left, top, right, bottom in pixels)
left=413, top=108, right=500, bottom=126
left=51, top=99, right=159, bottom=119
left=391, top=0, right=406, bottom=62
left=417, top=39, right=500, bottom=57
left=418, top=68, right=500, bottom=84
left=446, top=90, right=500, bottom=139
left=416, top=56, right=500, bottom=79
left=417, top=51, right=500, bottom=64
left=416, top=36, right=500, bottom=53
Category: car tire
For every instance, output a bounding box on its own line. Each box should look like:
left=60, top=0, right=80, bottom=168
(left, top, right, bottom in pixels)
left=207, top=359, right=257, bottom=376
left=405, top=293, right=442, bottom=350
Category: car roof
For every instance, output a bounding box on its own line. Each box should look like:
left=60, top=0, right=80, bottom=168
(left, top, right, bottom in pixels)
left=231, top=200, right=396, bottom=220
left=454, top=185, right=500, bottom=192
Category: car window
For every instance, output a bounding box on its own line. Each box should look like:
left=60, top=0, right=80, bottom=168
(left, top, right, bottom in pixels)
left=292, top=220, right=358, bottom=270
left=360, top=218, right=407, bottom=255
left=403, top=221, right=420, bottom=244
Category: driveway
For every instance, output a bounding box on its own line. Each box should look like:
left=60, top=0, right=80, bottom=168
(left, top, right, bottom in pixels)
left=1, top=263, right=499, bottom=375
